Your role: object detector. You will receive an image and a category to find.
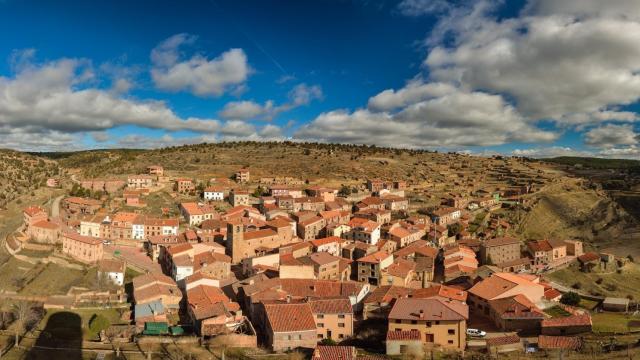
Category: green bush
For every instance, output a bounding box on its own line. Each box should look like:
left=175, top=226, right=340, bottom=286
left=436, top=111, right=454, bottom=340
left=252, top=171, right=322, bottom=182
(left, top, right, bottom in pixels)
left=560, top=292, right=581, bottom=306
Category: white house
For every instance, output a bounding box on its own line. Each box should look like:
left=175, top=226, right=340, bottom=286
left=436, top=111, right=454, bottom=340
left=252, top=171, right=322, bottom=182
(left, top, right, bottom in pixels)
left=171, top=255, right=194, bottom=283
left=203, top=187, right=225, bottom=201
left=98, top=259, right=125, bottom=286
left=132, top=220, right=145, bottom=240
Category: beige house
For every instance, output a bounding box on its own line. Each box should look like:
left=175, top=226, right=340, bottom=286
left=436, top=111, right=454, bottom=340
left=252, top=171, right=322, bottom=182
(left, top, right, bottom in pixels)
left=388, top=298, right=468, bottom=351
left=480, top=237, right=521, bottom=265
left=260, top=302, right=317, bottom=351
left=309, top=298, right=354, bottom=341
left=62, top=232, right=104, bottom=264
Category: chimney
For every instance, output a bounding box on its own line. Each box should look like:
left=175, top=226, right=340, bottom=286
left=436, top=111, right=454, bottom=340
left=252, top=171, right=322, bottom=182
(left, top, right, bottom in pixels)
left=419, top=309, right=424, bottom=319
left=286, top=295, right=291, bottom=303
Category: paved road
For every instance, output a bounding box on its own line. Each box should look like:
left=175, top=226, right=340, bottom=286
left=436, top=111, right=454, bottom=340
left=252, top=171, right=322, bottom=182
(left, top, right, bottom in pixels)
left=50, top=195, right=64, bottom=220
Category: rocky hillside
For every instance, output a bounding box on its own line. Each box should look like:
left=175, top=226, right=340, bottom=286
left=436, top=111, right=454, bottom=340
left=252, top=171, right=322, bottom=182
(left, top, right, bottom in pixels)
left=517, top=178, right=638, bottom=242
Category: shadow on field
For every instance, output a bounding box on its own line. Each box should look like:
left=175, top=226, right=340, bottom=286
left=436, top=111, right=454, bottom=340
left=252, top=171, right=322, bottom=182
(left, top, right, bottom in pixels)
left=27, top=311, right=83, bottom=360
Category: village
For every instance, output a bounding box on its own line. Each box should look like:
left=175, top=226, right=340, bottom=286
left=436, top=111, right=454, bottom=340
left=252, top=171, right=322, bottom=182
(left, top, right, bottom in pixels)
left=0, top=152, right=637, bottom=360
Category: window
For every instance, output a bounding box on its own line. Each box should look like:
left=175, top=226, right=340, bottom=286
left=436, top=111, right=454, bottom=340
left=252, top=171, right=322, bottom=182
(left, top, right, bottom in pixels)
left=338, top=334, right=344, bottom=339
left=287, top=335, right=292, bottom=340
left=448, top=340, right=454, bottom=344
left=317, top=314, right=324, bottom=319
left=435, top=321, right=440, bottom=325
left=297, top=335, right=302, bottom=340
left=448, top=329, right=455, bottom=335
left=338, top=314, right=345, bottom=319
left=411, top=320, right=417, bottom=324
left=317, top=334, right=323, bottom=339
left=395, top=319, right=401, bottom=324
left=338, top=323, right=345, bottom=328
left=318, top=323, right=324, bottom=328
left=426, top=322, right=432, bottom=327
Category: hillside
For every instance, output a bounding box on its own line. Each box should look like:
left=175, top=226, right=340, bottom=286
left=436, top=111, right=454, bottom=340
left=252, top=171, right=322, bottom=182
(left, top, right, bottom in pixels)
left=0, top=149, right=61, bottom=209
left=43, top=142, right=521, bottom=187
left=517, top=178, right=637, bottom=243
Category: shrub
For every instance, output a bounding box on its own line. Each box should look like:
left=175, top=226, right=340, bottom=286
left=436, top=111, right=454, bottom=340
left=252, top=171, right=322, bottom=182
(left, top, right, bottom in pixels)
left=595, top=278, right=603, bottom=284
left=560, top=292, right=581, bottom=306
left=571, top=282, right=582, bottom=290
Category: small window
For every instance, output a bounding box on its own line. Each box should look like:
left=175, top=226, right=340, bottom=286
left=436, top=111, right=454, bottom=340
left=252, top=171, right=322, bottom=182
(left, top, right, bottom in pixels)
left=448, top=340, right=454, bottom=344
left=411, top=320, right=417, bottom=324
left=395, top=319, right=401, bottom=323
left=338, top=314, right=345, bottom=319
left=435, top=321, right=440, bottom=325
left=448, top=329, right=455, bottom=335
left=317, top=314, right=324, bottom=319
left=338, top=323, right=345, bottom=328
left=318, top=323, right=324, bottom=328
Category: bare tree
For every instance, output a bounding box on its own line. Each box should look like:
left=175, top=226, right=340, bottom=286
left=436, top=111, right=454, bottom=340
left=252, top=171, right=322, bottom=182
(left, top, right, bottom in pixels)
left=11, top=300, right=37, bottom=347
left=104, top=326, right=123, bottom=358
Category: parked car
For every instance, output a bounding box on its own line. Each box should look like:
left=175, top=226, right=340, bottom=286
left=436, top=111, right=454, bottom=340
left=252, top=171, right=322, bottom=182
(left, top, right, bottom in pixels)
left=466, top=328, right=487, bottom=337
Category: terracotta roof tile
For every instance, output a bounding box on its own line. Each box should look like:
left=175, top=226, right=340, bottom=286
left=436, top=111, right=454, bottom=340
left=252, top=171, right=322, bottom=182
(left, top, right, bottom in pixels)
left=263, top=302, right=316, bottom=332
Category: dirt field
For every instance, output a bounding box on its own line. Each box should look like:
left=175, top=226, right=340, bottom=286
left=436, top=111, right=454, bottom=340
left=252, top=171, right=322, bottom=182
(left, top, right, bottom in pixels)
left=546, top=262, right=640, bottom=299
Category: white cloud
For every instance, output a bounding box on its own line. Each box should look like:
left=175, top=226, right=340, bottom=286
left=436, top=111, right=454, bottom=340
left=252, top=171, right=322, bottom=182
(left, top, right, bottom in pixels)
left=397, top=0, right=453, bottom=17
left=0, top=57, right=220, bottom=134
left=584, top=124, right=639, bottom=148
left=511, top=146, right=593, bottom=158
left=424, top=1, right=640, bottom=123
left=598, top=146, right=640, bottom=159
left=219, top=83, right=322, bottom=121
left=219, top=100, right=275, bottom=121
left=367, top=81, right=457, bottom=112
left=296, top=85, right=556, bottom=148
left=525, top=0, right=640, bottom=20
left=150, top=33, right=251, bottom=97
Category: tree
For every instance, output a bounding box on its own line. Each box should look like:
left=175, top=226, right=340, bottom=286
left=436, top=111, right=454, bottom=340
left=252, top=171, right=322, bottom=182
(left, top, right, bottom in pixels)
left=11, top=301, right=38, bottom=347
left=338, top=185, right=351, bottom=197
left=560, top=292, right=581, bottom=306
left=252, top=186, right=266, bottom=198
left=447, top=223, right=462, bottom=237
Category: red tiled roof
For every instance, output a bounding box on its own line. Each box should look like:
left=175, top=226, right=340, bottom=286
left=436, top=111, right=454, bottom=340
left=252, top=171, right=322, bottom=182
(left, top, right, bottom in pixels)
left=358, top=251, right=391, bottom=264
left=544, top=288, right=562, bottom=300
left=527, top=240, right=552, bottom=252
left=410, top=285, right=467, bottom=302
left=386, top=330, right=421, bottom=341
left=578, top=252, right=600, bottom=263
left=538, top=335, right=582, bottom=350
left=364, top=285, right=411, bottom=305
left=31, top=220, right=59, bottom=230
left=24, top=206, right=46, bottom=217
left=485, top=334, right=521, bottom=347
left=308, top=298, right=353, bottom=314
left=312, top=346, right=356, bottom=360
left=263, top=302, right=316, bottom=332
left=541, top=313, right=592, bottom=328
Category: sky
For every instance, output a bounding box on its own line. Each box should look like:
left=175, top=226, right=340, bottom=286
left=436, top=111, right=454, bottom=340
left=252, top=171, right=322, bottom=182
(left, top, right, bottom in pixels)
left=0, top=0, right=639, bottom=158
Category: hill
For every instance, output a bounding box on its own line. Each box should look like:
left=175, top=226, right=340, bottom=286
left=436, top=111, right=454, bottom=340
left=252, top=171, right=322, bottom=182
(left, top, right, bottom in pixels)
left=0, top=149, right=61, bottom=209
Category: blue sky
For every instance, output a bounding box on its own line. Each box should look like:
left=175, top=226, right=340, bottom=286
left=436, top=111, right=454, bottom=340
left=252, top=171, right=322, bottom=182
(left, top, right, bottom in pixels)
left=0, top=0, right=639, bottom=158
